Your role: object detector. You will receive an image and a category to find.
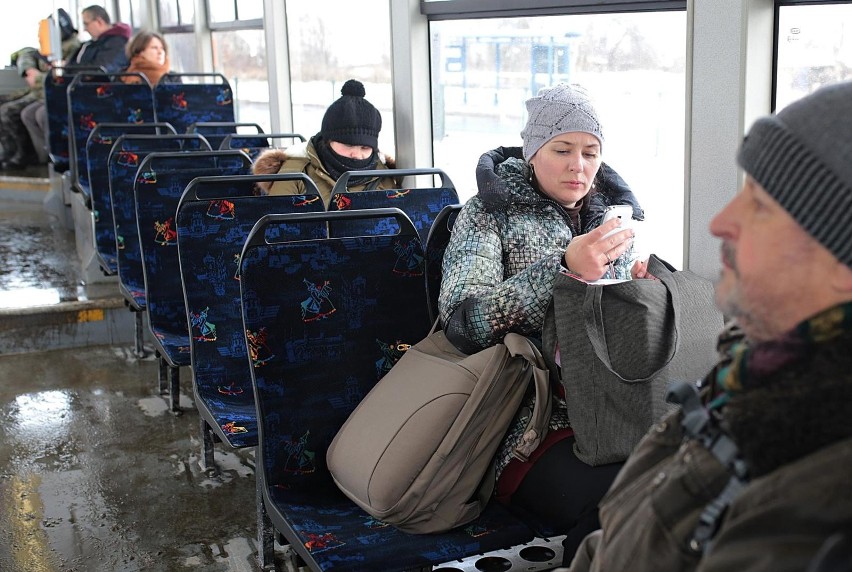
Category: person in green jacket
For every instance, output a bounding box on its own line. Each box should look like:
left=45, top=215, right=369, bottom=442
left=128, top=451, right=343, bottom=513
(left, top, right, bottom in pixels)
left=563, top=81, right=852, bottom=572
left=0, top=9, right=80, bottom=169
left=251, top=79, right=400, bottom=206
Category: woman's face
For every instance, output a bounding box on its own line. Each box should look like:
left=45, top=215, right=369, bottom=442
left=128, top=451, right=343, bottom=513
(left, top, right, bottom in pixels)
left=528, top=132, right=602, bottom=208
left=329, top=141, right=373, bottom=160
left=140, top=37, right=166, bottom=66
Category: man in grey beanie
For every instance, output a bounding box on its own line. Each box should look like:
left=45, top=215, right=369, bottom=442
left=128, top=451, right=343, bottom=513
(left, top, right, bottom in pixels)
left=563, top=81, right=852, bottom=572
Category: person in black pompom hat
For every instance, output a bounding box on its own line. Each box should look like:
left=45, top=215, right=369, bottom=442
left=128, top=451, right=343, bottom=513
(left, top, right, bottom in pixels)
left=252, top=78, right=400, bottom=205
left=321, top=79, right=382, bottom=150
left=57, top=8, right=79, bottom=42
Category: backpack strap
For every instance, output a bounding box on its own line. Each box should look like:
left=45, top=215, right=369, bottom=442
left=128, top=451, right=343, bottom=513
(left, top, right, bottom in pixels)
left=666, top=380, right=750, bottom=554
left=504, top=333, right=553, bottom=462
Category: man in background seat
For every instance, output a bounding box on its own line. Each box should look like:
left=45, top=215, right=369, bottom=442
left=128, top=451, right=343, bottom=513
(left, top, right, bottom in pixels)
left=67, top=5, right=131, bottom=73
left=19, top=6, right=131, bottom=171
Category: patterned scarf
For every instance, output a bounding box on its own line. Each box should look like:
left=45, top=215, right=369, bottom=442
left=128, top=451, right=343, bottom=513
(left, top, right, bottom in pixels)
left=711, top=301, right=852, bottom=410
left=313, top=135, right=378, bottom=182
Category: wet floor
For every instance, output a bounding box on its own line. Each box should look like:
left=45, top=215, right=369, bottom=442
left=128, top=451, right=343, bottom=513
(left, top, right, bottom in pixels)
left=0, top=191, right=267, bottom=571
left=0, top=197, right=113, bottom=310
left=0, top=200, right=82, bottom=309
left=0, top=345, right=263, bottom=572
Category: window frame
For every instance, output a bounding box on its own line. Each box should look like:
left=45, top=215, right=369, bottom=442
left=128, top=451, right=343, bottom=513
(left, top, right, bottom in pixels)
left=771, top=0, right=852, bottom=110
left=205, top=0, right=263, bottom=30
left=419, top=0, right=686, bottom=19
left=158, top=0, right=196, bottom=33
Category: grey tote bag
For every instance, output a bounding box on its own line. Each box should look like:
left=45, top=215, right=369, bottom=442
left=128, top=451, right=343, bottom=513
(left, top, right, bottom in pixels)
left=542, top=254, right=724, bottom=466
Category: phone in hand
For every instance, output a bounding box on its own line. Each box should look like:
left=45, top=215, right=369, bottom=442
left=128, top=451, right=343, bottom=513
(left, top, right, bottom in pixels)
left=600, top=204, right=634, bottom=240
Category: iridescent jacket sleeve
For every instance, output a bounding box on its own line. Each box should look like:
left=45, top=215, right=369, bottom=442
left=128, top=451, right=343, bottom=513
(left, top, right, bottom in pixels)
left=438, top=196, right=565, bottom=353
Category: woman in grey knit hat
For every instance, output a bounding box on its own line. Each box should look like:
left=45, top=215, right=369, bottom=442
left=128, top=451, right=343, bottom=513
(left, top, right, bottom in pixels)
left=438, top=83, right=651, bottom=564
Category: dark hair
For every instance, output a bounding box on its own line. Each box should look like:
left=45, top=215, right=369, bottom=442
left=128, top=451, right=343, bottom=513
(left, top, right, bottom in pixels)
left=82, top=5, right=111, bottom=25
left=126, top=31, right=168, bottom=59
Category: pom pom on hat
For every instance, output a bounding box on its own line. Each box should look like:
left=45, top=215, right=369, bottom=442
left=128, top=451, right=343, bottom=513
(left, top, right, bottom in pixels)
left=57, top=8, right=78, bottom=42
left=321, top=79, right=382, bottom=150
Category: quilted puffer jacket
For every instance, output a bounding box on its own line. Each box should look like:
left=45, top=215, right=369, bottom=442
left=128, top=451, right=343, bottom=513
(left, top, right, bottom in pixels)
left=439, top=146, right=644, bottom=353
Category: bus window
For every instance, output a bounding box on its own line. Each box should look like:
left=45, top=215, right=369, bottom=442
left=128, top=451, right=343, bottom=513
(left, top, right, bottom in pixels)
left=775, top=3, right=852, bottom=112
left=285, top=0, right=394, bottom=158
left=430, top=11, right=687, bottom=265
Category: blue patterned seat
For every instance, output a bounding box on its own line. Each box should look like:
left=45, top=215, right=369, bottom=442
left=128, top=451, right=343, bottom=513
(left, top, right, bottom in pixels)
left=176, top=174, right=325, bottom=469
left=153, top=73, right=236, bottom=136
left=239, top=208, right=534, bottom=570
left=328, top=167, right=460, bottom=243
left=43, top=66, right=104, bottom=173
left=135, top=151, right=252, bottom=412
left=109, top=134, right=212, bottom=312
left=219, top=132, right=305, bottom=161
left=67, top=73, right=157, bottom=201
left=424, top=203, right=463, bottom=325
left=186, top=121, right=264, bottom=151
left=86, top=122, right=177, bottom=275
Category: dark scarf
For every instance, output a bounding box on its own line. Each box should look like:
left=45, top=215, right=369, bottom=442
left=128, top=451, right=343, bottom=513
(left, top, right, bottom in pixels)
left=312, top=134, right=378, bottom=182
left=710, top=302, right=852, bottom=476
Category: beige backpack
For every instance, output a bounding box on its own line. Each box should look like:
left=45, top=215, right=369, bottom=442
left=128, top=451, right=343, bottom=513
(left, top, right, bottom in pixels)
left=327, top=327, right=552, bottom=534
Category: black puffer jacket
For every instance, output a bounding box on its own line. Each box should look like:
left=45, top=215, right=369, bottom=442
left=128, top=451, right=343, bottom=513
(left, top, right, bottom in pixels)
left=67, top=23, right=131, bottom=72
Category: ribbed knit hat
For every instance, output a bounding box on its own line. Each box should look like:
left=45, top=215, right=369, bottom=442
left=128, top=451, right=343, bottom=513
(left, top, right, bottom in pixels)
left=737, top=81, right=852, bottom=268
left=521, top=83, right=604, bottom=161
left=320, top=79, right=382, bottom=150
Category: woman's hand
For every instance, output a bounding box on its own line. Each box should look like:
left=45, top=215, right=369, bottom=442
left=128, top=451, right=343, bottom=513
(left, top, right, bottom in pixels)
left=631, top=259, right=656, bottom=279
left=563, top=218, right=634, bottom=281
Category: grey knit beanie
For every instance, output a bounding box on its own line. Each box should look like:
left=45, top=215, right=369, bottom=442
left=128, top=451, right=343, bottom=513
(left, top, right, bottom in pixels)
left=737, top=81, right=852, bottom=267
left=520, top=83, right=604, bottom=161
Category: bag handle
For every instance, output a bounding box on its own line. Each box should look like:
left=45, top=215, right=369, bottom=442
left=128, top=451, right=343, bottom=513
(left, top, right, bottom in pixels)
left=503, top=333, right=553, bottom=461
left=583, top=255, right=682, bottom=383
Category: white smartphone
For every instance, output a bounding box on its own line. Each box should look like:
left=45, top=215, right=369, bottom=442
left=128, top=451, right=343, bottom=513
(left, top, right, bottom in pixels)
left=600, top=205, right=634, bottom=240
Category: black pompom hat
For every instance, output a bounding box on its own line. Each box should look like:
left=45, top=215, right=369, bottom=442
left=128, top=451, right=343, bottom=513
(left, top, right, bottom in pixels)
left=57, top=8, right=78, bottom=42
left=320, top=79, right=382, bottom=150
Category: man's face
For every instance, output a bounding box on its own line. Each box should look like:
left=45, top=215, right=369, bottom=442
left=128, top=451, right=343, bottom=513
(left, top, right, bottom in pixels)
left=82, top=12, right=108, bottom=40
left=709, top=175, right=838, bottom=341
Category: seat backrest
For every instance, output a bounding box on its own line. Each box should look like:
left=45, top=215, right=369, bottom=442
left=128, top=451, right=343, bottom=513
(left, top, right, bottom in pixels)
left=109, top=134, right=211, bottom=309
left=327, top=167, right=460, bottom=243
left=240, top=208, right=431, bottom=492
left=424, top=203, right=463, bottom=324
left=240, top=210, right=542, bottom=570
left=154, top=73, right=236, bottom=135
left=176, top=173, right=324, bottom=448
left=43, top=66, right=104, bottom=172
left=86, top=122, right=177, bottom=274
left=135, top=151, right=252, bottom=365
left=67, top=72, right=156, bottom=197
left=186, top=121, right=264, bottom=151
left=219, top=132, right=306, bottom=161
